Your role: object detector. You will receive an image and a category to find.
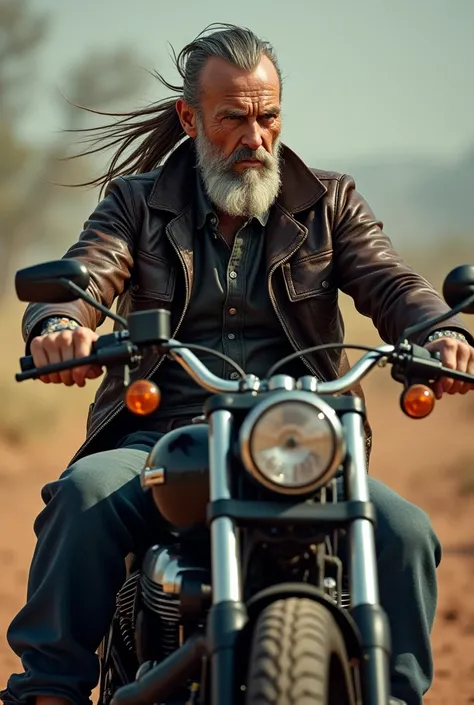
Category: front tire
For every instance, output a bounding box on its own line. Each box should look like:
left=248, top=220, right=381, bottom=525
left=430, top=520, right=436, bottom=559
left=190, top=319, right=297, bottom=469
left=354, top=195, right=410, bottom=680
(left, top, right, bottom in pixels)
left=245, top=597, right=354, bottom=705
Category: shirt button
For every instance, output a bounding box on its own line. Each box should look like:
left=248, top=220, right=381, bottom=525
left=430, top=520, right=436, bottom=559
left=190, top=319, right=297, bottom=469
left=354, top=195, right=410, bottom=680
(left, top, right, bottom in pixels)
left=209, top=215, right=218, bottom=226
left=227, top=333, right=235, bottom=340
left=228, top=307, right=237, bottom=315
left=229, top=371, right=240, bottom=380
left=229, top=271, right=237, bottom=279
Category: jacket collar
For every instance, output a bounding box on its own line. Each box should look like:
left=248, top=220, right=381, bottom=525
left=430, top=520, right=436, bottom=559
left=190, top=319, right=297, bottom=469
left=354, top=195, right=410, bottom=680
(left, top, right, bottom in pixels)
left=147, top=138, right=327, bottom=216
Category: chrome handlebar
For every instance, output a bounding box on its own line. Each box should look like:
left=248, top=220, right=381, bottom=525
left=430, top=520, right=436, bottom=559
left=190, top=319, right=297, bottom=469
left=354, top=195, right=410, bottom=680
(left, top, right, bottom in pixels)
left=166, top=341, right=394, bottom=395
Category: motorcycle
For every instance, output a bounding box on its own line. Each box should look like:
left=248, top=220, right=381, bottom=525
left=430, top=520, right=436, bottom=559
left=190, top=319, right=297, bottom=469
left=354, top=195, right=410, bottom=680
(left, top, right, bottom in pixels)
left=14, top=260, right=474, bottom=705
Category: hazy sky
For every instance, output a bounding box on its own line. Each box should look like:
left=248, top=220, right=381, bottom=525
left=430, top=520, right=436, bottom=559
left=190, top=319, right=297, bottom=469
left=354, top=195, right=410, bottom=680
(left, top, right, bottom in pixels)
left=23, top=0, right=474, bottom=163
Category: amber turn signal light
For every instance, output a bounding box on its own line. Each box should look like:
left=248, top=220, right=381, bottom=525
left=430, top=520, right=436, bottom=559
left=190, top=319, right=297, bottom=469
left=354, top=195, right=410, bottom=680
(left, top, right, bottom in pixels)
left=125, top=380, right=161, bottom=416
left=400, top=384, right=435, bottom=419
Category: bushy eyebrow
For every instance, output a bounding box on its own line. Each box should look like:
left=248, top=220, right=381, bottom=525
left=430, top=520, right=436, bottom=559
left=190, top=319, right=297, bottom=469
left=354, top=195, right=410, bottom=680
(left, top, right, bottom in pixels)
left=262, top=105, right=281, bottom=117
left=218, top=105, right=281, bottom=119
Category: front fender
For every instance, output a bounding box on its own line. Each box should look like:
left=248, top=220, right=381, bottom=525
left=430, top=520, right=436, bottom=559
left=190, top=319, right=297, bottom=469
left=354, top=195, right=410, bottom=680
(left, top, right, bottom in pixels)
left=244, top=582, right=361, bottom=660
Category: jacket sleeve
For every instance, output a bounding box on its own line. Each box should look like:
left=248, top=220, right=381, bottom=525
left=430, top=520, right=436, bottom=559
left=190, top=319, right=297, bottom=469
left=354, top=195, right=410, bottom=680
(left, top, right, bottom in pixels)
left=21, top=177, right=136, bottom=349
left=333, top=174, right=473, bottom=346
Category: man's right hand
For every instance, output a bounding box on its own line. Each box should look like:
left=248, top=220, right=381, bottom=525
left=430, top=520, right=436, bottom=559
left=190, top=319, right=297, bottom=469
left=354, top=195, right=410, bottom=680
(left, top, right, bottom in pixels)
left=30, top=327, right=104, bottom=387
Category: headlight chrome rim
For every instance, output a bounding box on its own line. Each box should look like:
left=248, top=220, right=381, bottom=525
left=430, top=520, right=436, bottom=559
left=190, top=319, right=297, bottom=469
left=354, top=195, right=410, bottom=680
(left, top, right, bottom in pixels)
left=239, top=391, right=345, bottom=495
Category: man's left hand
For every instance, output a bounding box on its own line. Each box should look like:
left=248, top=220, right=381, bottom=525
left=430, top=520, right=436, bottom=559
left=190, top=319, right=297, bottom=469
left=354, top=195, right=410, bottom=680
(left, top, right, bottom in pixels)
left=424, top=337, right=474, bottom=399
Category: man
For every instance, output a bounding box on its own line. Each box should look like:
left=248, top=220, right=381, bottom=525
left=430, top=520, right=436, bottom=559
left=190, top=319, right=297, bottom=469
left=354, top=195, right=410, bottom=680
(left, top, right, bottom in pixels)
left=3, top=23, right=474, bottom=705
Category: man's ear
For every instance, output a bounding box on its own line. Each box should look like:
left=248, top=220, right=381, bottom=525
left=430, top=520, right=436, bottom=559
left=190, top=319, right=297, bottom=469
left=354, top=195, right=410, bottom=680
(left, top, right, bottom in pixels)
left=176, top=98, right=198, bottom=138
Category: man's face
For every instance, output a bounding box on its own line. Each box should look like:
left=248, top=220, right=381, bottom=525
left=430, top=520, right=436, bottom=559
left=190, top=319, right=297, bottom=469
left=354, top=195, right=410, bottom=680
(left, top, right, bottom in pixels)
left=198, top=54, right=281, bottom=161
left=179, top=55, right=282, bottom=219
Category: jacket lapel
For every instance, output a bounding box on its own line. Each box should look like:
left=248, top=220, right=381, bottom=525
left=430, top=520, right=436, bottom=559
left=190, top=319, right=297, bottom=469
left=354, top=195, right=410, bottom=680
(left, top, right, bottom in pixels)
left=165, top=205, right=195, bottom=307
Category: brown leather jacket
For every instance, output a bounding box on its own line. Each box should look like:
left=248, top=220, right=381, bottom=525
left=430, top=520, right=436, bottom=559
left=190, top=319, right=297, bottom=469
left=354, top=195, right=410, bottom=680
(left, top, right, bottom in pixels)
left=22, top=140, right=468, bottom=465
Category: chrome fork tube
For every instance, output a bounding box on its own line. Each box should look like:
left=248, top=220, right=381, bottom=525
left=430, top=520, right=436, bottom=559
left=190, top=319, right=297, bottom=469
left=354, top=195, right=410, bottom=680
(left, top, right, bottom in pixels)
left=343, top=412, right=379, bottom=607
left=208, top=409, right=241, bottom=604
left=343, top=411, right=390, bottom=705
left=208, top=410, right=246, bottom=705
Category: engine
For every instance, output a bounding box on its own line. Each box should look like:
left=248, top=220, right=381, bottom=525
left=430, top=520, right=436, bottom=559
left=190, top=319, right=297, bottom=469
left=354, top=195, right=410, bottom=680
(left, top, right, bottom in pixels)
left=114, top=542, right=350, bottom=666
left=115, top=545, right=212, bottom=662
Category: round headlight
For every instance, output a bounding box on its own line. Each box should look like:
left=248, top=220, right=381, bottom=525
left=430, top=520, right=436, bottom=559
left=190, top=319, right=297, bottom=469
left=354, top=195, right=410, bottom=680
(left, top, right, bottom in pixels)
left=239, top=392, right=345, bottom=495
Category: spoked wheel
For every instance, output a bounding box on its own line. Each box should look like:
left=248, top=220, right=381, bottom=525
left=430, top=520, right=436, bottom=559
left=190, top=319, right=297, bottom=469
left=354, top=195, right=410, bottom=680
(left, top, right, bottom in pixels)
left=245, top=597, right=355, bottom=705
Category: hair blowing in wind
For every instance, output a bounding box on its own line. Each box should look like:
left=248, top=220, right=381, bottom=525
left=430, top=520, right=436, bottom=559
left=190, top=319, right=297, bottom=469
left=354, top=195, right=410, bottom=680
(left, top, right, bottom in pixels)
left=63, top=23, right=282, bottom=196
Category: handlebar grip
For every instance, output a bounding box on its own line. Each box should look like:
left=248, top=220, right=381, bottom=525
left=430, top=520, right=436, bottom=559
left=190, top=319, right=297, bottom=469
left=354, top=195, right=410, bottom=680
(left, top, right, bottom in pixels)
left=19, top=339, right=103, bottom=374
left=19, top=355, right=35, bottom=372
left=15, top=337, right=135, bottom=383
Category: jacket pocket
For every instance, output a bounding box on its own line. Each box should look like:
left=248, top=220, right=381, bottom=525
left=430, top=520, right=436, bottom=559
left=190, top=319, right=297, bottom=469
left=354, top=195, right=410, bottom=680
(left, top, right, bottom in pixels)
left=283, top=249, right=335, bottom=302
left=130, top=250, right=176, bottom=302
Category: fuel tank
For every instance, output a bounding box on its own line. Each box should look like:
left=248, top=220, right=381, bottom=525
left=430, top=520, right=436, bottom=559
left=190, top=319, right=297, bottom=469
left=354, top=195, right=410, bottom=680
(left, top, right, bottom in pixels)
left=141, top=424, right=210, bottom=529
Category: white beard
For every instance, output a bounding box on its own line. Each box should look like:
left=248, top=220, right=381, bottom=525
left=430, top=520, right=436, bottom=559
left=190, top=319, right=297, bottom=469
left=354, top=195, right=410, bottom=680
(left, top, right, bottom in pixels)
left=195, top=117, right=282, bottom=220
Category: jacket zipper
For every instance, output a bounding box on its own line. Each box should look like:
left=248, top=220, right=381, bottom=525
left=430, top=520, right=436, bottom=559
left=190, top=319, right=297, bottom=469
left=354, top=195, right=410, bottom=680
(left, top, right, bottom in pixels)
left=267, top=245, right=323, bottom=381
left=68, top=222, right=191, bottom=465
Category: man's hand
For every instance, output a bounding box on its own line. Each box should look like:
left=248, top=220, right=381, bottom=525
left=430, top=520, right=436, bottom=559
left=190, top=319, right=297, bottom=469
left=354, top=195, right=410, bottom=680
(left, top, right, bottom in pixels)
left=424, top=337, right=474, bottom=399
left=30, top=327, right=103, bottom=387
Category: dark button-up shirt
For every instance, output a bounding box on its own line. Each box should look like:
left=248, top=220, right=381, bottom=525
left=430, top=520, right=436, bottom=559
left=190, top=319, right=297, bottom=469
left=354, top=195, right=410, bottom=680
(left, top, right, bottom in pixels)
left=147, top=174, right=307, bottom=422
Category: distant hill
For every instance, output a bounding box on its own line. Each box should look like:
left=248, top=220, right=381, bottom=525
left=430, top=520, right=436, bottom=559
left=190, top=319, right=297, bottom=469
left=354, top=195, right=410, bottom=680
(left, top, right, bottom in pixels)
left=314, top=147, right=474, bottom=246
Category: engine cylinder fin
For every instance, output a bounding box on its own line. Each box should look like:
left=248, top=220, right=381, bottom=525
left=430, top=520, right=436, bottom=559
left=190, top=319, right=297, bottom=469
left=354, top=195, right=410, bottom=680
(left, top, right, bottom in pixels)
left=116, top=570, right=140, bottom=652
left=141, top=573, right=181, bottom=655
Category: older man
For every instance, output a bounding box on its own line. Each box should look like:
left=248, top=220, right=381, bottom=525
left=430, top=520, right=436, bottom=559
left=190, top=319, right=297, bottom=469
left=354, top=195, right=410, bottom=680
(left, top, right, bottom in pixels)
left=3, top=23, right=473, bottom=705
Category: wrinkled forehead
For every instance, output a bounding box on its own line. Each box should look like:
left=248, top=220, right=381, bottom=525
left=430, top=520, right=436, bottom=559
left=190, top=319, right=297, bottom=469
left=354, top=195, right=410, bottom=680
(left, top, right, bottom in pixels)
left=199, top=55, right=281, bottom=110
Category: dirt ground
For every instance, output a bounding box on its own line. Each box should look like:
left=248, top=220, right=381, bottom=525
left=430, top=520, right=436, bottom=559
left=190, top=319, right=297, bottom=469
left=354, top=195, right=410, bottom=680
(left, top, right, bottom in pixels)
left=0, top=331, right=473, bottom=703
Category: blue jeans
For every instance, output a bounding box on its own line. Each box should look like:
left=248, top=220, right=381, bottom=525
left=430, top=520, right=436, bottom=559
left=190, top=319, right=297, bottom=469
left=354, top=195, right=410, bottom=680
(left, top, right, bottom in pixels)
left=2, top=431, right=441, bottom=705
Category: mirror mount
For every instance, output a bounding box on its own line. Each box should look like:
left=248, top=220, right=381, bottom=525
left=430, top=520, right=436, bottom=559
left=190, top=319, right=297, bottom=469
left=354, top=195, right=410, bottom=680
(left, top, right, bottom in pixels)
left=397, top=265, right=474, bottom=346
left=58, top=277, right=127, bottom=328
left=397, top=293, right=474, bottom=346
left=15, top=261, right=127, bottom=328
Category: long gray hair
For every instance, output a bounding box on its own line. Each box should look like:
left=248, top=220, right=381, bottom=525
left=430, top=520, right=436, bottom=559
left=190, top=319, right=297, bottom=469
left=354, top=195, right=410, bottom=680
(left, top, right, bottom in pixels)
left=66, top=23, right=282, bottom=195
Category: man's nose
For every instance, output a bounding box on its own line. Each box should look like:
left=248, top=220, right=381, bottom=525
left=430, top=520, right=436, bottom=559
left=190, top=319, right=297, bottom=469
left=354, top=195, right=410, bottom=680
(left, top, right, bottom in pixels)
left=241, top=121, right=263, bottom=151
